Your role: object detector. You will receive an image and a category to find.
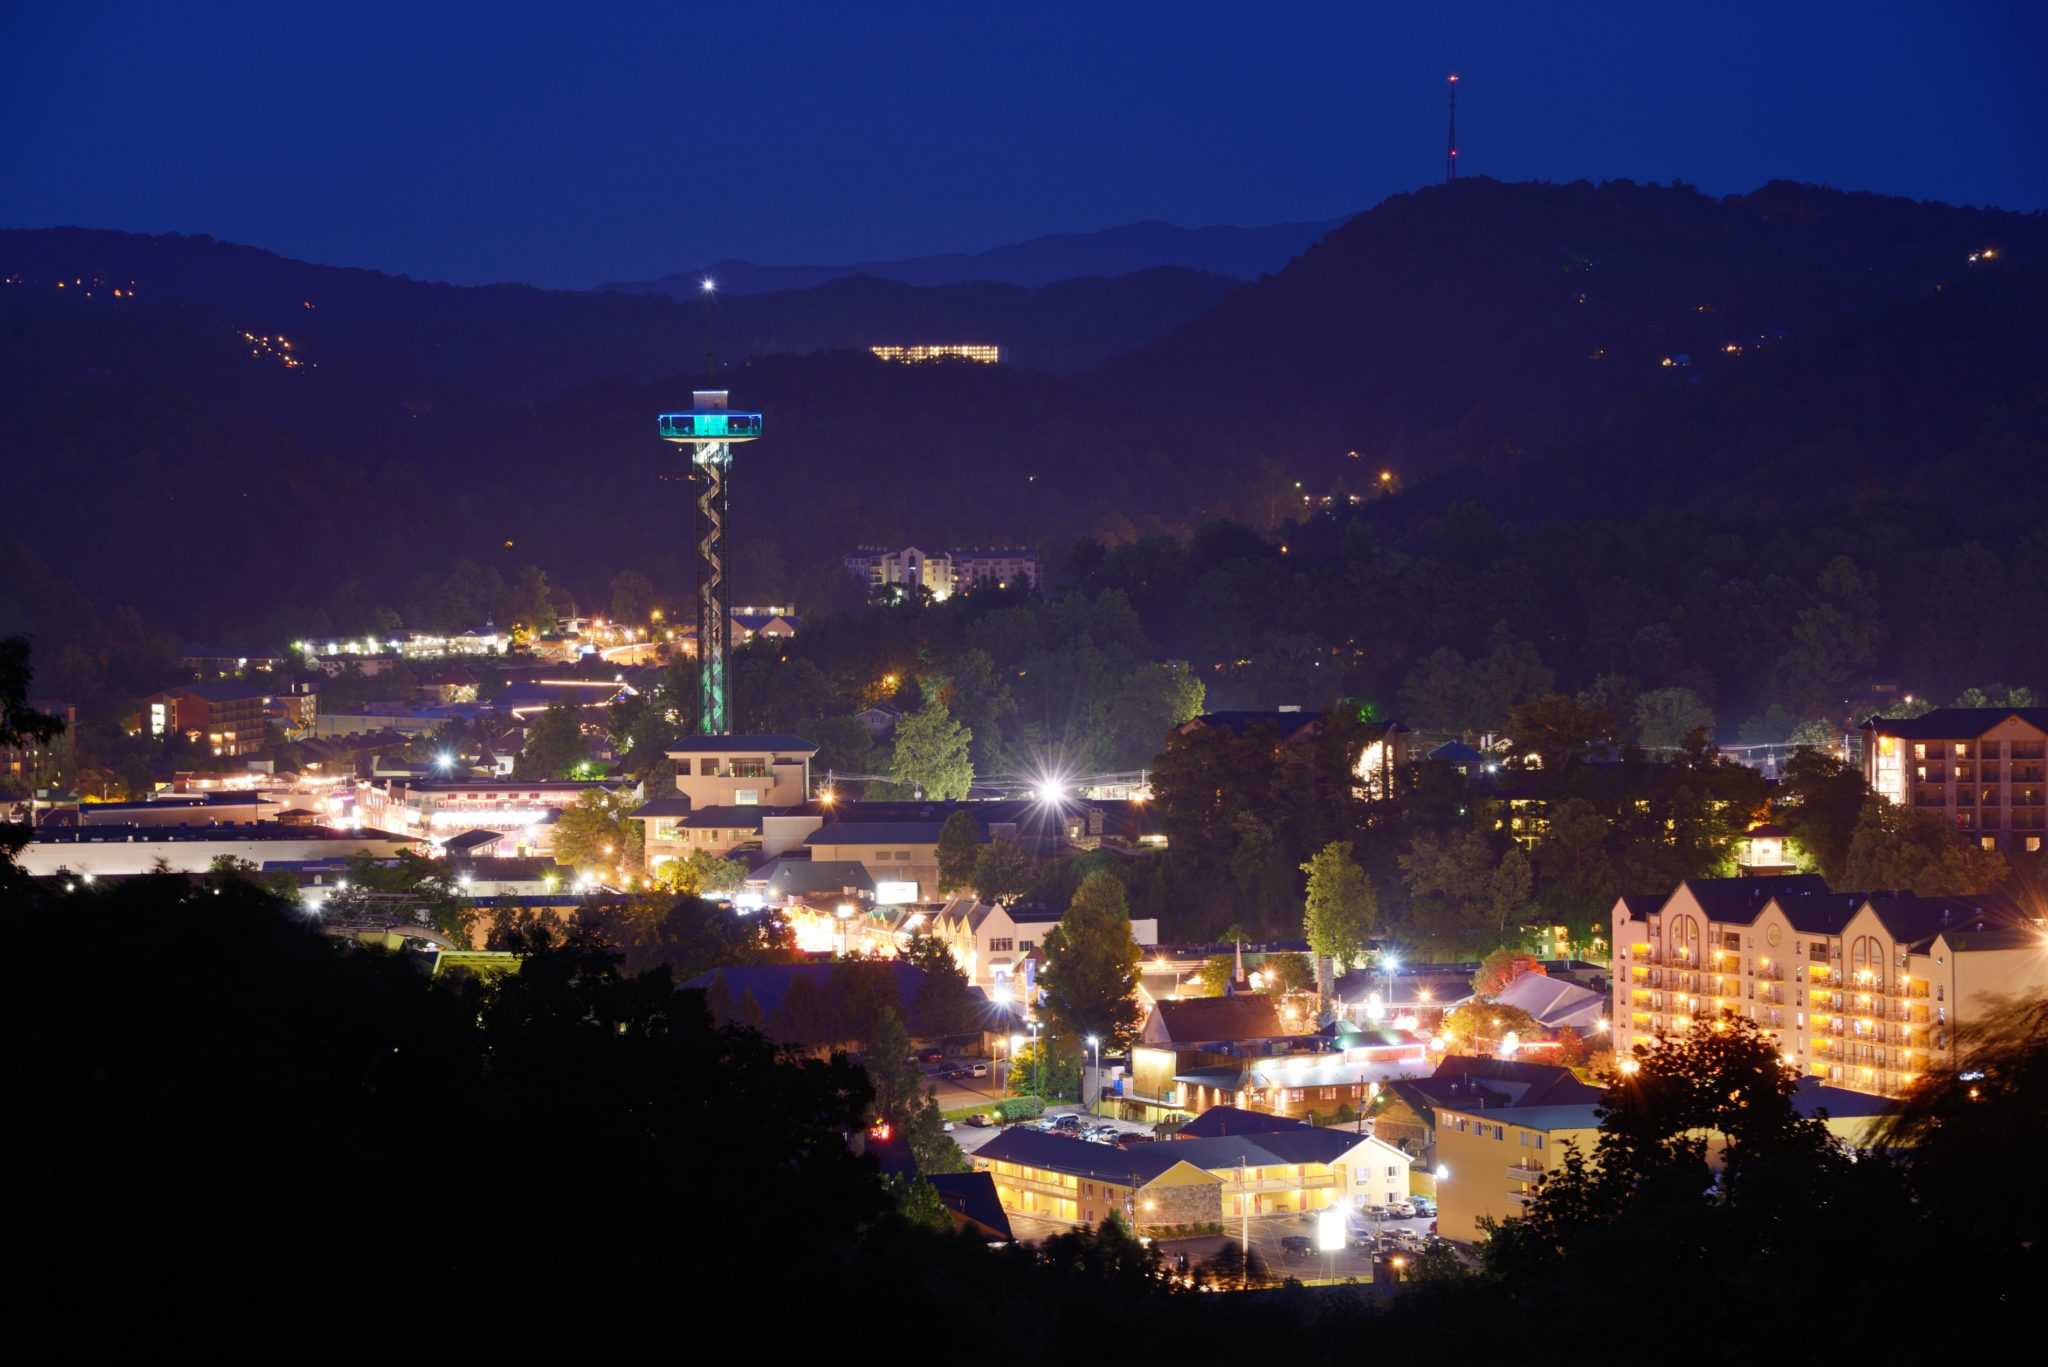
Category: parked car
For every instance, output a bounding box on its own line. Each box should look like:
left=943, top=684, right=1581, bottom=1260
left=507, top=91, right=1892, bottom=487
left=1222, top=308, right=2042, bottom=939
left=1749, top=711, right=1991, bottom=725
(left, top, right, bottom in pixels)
left=1388, top=1200, right=1417, bottom=1218
left=921, top=1050, right=945, bottom=1064
left=1360, top=1204, right=1389, bottom=1220
left=970, top=1063, right=989, bottom=1077
left=1114, top=1133, right=1153, bottom=1149
left=1279, top=1236, right=1314, bottom=1262
left=968, top=1112, right=995, bottom=1127
left=1409, top=1198, right=1436, bottom=1218
left=1051, top=1114, right=1085, bottom=1131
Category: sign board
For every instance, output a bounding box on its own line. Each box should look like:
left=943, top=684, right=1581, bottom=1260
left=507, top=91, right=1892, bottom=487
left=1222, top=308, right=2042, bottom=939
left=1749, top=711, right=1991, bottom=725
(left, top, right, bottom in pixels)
left=874, top=880, right=919, bottom=905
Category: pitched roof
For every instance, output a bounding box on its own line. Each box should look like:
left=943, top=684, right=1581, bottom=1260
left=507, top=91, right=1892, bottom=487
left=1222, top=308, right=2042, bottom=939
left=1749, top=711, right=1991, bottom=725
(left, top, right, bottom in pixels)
left=1406, top=1056, right=1604, bottom=1112
left=1427, top=741, right=1487, bottom=763
left=1478, top=1103, right=1607, bottom=1133
left=631, top=796, right=695, bottom=818
left=925, top=1172, right=1013, bottom=1241
left=1144, top=995, right=1286, bottom=1045
left=1181, top=710, right=1325, bottom=739
left=1771, top=892, right=1866, bottom=935
left=1173, top=1106, right=1312, bottom=1139
left=440, top=829, right=505, bottom=853
left=1860, top=707, right=2048, bottom=740
left=1790, top=1076, right=1897, bottom=1121
left=1492, top=973, right=1608, bottom=1030
left=1860, top=892, right=2024, bottom=946
left=759, top=859, right=876, bottom=898
left=664, top=734, right=818, bottom=754
left=975, top=1123, right=1377, bottom=1182
left=1679, top=874, right=1831, bottom=925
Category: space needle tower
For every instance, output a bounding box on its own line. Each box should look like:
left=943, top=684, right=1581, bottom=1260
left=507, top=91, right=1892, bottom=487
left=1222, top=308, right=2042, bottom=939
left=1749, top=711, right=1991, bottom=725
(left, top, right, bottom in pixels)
left=658, top=390, right=762, bottom=735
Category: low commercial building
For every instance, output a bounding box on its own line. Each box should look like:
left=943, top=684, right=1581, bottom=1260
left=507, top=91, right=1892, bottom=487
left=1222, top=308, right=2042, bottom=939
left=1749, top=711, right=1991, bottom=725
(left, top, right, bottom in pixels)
left=75, top=792, right=283, bottom=826
left=360, top=777, right=628, bottom=855
left=972, top=1125, right=1412, bottom=1232
left=17, top=823, right=422, bottom=877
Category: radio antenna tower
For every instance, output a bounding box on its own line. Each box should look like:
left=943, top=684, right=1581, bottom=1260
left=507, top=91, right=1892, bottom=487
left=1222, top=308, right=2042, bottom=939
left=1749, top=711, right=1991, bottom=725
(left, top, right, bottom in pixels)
left=657, top=393, right=763, bottom=735
left=1446, top=73, right=1459, bottom=182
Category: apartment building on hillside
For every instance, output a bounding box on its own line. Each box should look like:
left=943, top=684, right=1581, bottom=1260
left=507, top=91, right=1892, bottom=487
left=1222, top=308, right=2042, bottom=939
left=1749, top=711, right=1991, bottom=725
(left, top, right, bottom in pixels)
left=1861, top=706, right=2048, bottom=854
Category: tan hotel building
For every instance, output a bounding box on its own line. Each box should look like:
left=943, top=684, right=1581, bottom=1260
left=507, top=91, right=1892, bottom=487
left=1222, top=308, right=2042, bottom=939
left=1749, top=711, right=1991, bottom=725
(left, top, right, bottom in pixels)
left=1612, top=876, right=2046, bottom=1097
left=1862, top=706, right=2048, bottom=854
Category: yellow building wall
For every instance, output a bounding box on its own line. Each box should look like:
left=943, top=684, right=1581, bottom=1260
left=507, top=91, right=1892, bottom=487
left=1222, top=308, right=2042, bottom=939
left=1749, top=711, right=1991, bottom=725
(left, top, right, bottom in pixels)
left=1433, top=1114, right=1599, bottom=1244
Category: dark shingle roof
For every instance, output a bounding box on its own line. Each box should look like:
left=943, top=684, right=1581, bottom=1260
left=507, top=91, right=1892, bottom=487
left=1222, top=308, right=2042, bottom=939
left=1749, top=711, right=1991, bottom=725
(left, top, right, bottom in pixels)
left=1145, top=995, right=1286, bottom=1044
left=926, top=1172, right=1013, bottom=1240
left=1403, top=1056, right=1604, bottom=1112
left=976, top=1123, right=1373, bottom=1184
left=441, top=829, right=505, bottom=854
left=1862, top=892, right=2023, bottom=946
left=1681, top=874, right=1831, bottom=925
left=1174, top=1106, right=1311, bottom=1139
left=631, top=796, right=695, bottom=818
left=758, top=859, right=875, bottom=897
left=1860, top=707, right=2048, bottom=740
left=1791, top=1076, right=1897, bottom=1121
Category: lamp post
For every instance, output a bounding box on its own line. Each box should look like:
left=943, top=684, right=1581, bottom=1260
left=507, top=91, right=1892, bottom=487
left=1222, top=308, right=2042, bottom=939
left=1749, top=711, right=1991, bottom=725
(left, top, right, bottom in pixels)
left=1028, top=1020, right=1042, bottom=1100
left=1086, top=1034, right=1101, bottom=1112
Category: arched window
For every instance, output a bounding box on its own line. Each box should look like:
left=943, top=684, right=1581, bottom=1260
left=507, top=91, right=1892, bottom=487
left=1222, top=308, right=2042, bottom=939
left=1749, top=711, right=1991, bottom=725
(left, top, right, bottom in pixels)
left=1851, top=935, right=1885, bottom=987
left=1669, top=915, right=1700, bottom=962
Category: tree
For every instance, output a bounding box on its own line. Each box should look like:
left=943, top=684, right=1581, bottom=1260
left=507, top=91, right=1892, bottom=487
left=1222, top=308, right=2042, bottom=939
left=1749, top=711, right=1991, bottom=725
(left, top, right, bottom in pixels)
left=1193, top=954, right=1235, bottom=996
left=515, top=702, right=586, bottom=779
left=1439, top=1000, right=1541, bottom=1053
left=551, top=789, right=643, bottom=874
left=1533, top=799, right=1617, bottom=939
left=935, top=810, right=982, bottom=894
left=1472, top=947, right=1547, bottom=997
left=1488, top=846, right=1534, bottom=935
left=1508, top=692, right=1613, bottom=775
left=1257, top=951, right=1316, bottom=995
left=901, top=932, right=978, bottom=1039
left=971, top=839, right=1037, bottom=906
left=654, top=849, right=746, bottom=897
left=888, top=696, right=973, bottom=800
left=1481, top=1016, right=1916, bottom=1334
left=1228, top=810, right=1291, bottom=917
left=1039, top=871, right=1143, bottom=1048
left=1301, top=841, right=1375, bottom=971
left=865, top=1007, right=966, bottom=1176
left=1779, top=748, right=1868, bottom=881
left=608, top=570, right=655, bottom=625
left=1399, top=830, right=1497, bottom=947
left=1841, top=797, right=2008, bottom=895
left=1878, top=992, right=2048, bottom=1303
left=1633, top=687, right=1714, bottom=753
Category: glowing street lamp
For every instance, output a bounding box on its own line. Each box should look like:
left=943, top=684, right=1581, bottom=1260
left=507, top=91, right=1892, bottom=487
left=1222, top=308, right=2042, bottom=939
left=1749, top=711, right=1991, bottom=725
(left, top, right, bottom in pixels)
left=1086, top=1034, right=1101, bottom=1108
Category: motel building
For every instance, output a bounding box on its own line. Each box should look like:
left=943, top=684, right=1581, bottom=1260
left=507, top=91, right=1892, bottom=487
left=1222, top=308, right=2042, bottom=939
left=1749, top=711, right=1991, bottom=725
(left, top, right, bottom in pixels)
left=971, top=1125, right=1411, bottom=1234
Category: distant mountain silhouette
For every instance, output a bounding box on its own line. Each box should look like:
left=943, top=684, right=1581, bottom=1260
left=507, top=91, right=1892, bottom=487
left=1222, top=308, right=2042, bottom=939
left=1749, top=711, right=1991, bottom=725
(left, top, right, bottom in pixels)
left=4, top=180, right=2043, bottom=639
left=608, top=217, right=1344, bottom=296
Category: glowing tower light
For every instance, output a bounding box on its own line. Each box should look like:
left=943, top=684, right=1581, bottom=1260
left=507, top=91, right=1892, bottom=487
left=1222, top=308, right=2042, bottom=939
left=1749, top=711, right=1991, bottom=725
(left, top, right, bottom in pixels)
left=658, top=392, right=763, bottom=735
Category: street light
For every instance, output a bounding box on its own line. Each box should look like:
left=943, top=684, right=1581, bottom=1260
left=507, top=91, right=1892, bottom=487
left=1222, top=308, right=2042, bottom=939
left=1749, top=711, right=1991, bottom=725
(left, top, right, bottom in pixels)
left=1028, top=1020, right=1042, bottom=1100
left=1086, top=1035, right=1100, bottom=1110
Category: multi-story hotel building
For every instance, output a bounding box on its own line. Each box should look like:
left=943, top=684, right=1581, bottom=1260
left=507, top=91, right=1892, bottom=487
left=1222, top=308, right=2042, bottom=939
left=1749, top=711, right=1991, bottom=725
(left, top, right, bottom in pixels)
left=842, top=545, right=1040, bottom=601
left=1861, top=706, right=2048, bottom=854
left=1612, top=876, right=2045, bottom=1097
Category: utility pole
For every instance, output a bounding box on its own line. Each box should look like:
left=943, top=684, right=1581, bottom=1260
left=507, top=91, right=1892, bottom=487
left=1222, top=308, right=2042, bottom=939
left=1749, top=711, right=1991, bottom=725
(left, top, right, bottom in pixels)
left=1240, top=1156, right=1251, bottom=1289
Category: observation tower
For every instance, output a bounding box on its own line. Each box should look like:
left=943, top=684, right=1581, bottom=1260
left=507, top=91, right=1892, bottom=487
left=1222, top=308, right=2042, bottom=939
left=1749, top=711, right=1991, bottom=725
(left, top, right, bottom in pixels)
left=657, top=391, right=762, bottom=735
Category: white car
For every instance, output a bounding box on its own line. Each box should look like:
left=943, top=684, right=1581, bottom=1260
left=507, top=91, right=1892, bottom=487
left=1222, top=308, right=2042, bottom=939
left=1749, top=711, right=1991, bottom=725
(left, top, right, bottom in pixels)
left=970, top=1063, right=989, bottom=1077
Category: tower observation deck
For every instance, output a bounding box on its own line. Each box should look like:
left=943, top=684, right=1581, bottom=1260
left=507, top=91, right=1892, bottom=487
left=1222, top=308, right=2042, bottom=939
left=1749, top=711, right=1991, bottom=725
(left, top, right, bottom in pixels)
left=658, top=390, right=762, bottom=736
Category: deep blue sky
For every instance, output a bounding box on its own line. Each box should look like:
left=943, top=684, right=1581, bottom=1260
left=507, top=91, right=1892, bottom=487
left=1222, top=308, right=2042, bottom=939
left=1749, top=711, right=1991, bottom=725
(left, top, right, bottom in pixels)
left=5, top=2, right=2042, bottom=287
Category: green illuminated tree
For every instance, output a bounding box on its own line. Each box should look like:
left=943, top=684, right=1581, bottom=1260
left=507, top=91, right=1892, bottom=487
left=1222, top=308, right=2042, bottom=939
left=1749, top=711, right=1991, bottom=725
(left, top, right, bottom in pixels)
left=551, top=789, right=643, bottom=874
left=971, top=838, right=1036, bottom=906
left=515, top=702, right=586, bottom=779
left=1301, top=840, right=1376, bottom=969
left=888, top=696, right=973, bottom=800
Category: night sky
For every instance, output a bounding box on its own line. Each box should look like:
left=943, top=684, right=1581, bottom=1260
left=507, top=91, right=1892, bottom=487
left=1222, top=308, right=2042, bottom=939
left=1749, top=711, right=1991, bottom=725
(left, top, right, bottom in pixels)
left=5, top=1, right=2042, bottom=288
